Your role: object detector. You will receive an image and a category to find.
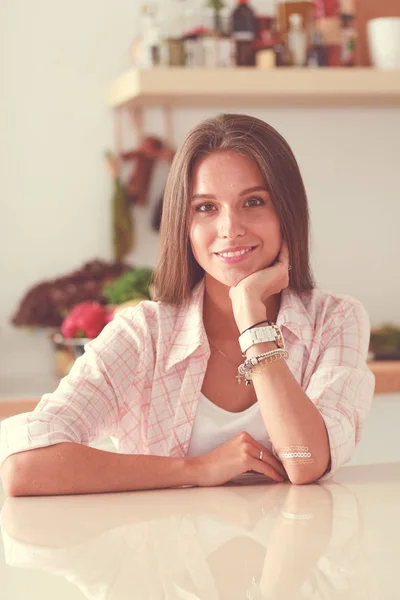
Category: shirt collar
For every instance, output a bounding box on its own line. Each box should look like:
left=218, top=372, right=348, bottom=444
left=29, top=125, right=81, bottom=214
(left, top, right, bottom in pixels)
left=165, top=279, right=208, bottom=372
left=277, top=286, right=314, bottom=353
left=165, top=278, right=314, bottom=371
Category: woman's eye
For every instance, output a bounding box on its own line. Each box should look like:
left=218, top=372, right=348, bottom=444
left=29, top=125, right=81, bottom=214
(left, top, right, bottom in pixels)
left=245, top=196, right=265, bottom=207
left=195, top=202, right=216, bottom=212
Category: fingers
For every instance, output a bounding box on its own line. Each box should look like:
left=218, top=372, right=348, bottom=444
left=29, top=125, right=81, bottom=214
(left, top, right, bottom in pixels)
left=248, top=437, right=287, bottom=478
left=236, top=433, right=287, bottom=482
left=247, top=455, right=285, bottom=483
left=266, top=452, right=287, bottom=479
left=251, top=445, right=287, bottom=479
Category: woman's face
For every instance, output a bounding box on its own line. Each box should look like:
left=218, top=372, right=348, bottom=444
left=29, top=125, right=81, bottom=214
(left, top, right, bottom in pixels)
left=189, top=150, right=282, bottom=288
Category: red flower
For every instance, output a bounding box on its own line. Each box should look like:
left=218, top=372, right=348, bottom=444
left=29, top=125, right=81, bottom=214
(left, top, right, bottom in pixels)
left=61, top=302, right=107, bottom=339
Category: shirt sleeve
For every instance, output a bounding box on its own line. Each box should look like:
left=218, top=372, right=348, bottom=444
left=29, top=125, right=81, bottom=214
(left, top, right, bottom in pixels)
left=0, top=307, right=148, bottom=468
left=304, top=298, right=375, bottom=480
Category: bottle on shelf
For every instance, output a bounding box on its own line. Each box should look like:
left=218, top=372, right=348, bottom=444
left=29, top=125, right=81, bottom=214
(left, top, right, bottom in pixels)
left=201, top=4, right=234, bottom=68
left=255, top=15, right=275, bottom=50
left=307, top=30, right=328, bottom=66
left=274, top=34, right=294, bottom=66
left=182, top=8, right=208, bottom=67
left=161, top=21, right=186, bottom=67
left=202, top=31, right=220, bottom=67
left=184, top=28, right=206, bottom=67
left=340, top=13, right=356, bottom=67
left=207, top=0, right=226, bottom=35
left=313, top=0, right=341, bottom=66
left=313, top=0, right=339, bottom=19
left=254, top=15, right=276, bottom=69
left=231, top=0, right=257, bottom=66
left=216, top=33, right=235, bottom=67
left=276, top=0, right=315, bottom=39
left=288, top=13, right=307, bottom=66
left=132, top=5, right=162, bottom=68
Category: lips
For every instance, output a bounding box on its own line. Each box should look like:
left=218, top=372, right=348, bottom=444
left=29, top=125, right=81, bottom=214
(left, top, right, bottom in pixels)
left=214, top=246, right=256, bottom=263
left=215, top=246, right=256, bottom=258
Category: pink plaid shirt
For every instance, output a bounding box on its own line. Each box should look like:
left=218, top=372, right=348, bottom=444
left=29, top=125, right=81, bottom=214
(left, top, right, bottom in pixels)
left=0, top=279, right=374, bottom=477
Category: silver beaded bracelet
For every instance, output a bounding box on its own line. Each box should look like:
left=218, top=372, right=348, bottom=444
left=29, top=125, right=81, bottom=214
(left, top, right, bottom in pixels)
left=237, top=348, right=289, bottom=385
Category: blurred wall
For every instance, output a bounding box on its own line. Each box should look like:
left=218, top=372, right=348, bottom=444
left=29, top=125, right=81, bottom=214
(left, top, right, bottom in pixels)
left=1, top=0, right=399, bottom=330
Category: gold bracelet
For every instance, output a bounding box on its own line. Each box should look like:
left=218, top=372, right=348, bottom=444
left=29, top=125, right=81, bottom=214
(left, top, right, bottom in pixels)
left=238, top=349, right=289, bottom=385
left=250, top=350, right=288, bottom=376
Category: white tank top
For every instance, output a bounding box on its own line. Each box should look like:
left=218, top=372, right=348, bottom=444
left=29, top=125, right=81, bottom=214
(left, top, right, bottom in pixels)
left=187, top=392, right=271, bottom=456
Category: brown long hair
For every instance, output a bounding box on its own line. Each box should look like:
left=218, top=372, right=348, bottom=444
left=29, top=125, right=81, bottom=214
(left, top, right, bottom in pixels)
left=153, top=113, right=315, bottom=304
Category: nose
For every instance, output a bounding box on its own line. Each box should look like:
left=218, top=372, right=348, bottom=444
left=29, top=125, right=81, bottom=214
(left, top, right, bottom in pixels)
left=217, top=208, right=246, bottom=239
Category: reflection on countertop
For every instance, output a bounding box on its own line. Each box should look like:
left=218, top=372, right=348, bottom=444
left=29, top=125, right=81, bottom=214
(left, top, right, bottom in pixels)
left=2, top=464, right=400, bottom=600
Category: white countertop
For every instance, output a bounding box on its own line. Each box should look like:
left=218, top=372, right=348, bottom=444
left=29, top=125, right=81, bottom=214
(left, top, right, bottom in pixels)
left=1, top=330, right=400, bottom=597
left=1, top=463, right=400, bottom=599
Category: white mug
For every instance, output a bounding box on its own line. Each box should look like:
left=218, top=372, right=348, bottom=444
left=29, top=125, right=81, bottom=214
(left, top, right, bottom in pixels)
left=367, top=17, right=400, bottom=70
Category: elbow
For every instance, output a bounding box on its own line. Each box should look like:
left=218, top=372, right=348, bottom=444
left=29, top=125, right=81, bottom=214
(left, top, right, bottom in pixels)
left=287, top=451, right=332, bottom=485
left=0, top=455, right=30, bottom=497
left=288, top=473, right=318, bottom=486
left=287, top=462, right=329, bottom=486
left=289, top=474, right=318, bottom=485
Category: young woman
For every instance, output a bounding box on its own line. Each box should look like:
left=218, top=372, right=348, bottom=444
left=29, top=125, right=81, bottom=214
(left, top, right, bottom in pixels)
left=0, top=114, right=374, bottom=496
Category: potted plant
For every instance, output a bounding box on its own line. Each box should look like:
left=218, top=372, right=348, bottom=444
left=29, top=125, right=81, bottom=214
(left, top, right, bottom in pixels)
left=207, top=0, right=226, bottom=34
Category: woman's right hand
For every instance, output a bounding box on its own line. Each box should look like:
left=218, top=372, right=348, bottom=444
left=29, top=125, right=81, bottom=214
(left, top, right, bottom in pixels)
left=189, top=432, right=287, bottom=487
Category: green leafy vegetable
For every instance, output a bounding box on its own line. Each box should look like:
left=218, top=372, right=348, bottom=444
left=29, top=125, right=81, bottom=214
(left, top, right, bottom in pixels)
left=102, top=267, right=153, bottom=305
left=370, top=324, right=400, bottom=353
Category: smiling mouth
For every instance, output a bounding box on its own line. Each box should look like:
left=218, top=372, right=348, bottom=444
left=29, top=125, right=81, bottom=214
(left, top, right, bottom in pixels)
left=215, top=247, right=256, bottom=260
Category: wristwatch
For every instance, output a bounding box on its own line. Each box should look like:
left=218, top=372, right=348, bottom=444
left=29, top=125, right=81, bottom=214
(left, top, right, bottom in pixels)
left=239, top=323, right=284, bottom=355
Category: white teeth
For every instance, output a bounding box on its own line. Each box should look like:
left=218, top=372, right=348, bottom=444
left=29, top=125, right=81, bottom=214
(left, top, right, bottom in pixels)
left=218, top=248, right=252, bottom=258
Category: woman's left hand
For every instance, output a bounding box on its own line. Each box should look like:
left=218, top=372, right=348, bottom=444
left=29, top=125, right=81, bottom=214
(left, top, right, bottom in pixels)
left=229, top=240, right=290, bottom=329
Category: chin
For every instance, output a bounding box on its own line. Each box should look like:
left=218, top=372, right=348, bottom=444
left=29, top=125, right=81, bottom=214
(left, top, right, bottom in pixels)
left=207, top=268, right=250, bottom=289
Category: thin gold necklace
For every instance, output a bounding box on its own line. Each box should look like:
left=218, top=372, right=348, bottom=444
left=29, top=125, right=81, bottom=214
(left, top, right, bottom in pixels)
left=208, top=339, right=238, bottom=365
left=208, top=339, right=243, bottom=384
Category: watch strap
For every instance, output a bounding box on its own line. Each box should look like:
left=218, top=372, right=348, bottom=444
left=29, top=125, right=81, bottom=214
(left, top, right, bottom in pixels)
left=239, top=324, right=284, bottom=354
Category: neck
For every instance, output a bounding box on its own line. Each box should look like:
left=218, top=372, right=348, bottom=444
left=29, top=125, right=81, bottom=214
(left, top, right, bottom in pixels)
left=203, top=275, right=238, bottom=341
left=202, top=274, right=281, bottom=341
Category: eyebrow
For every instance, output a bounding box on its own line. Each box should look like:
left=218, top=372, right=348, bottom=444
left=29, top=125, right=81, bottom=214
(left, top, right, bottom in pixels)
left=191, top=186, right=269, bottom=202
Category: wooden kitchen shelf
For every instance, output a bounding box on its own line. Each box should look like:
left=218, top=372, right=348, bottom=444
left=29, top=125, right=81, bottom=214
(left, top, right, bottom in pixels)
left=107, top=67, right=400, bottom=109
left=0, top=399, right=39, bottom=418
left=368, top=360, right=400, bottom=395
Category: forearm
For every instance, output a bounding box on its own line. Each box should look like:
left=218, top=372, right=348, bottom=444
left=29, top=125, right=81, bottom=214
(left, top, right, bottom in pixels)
left=231, top=262, right=331, bottom=484
left=249, top=341, right=330, bottom=483
left=1, top=443, right=198, bottom=497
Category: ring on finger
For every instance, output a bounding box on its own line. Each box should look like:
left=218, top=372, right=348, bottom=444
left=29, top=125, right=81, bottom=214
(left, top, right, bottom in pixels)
left=259, top=450, right=264, bottom=461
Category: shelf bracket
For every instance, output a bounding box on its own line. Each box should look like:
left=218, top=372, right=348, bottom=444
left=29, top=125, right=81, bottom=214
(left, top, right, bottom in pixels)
left=162, top=104, right=175, bottom=150
left=128, top=104, right=145, bottom=146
